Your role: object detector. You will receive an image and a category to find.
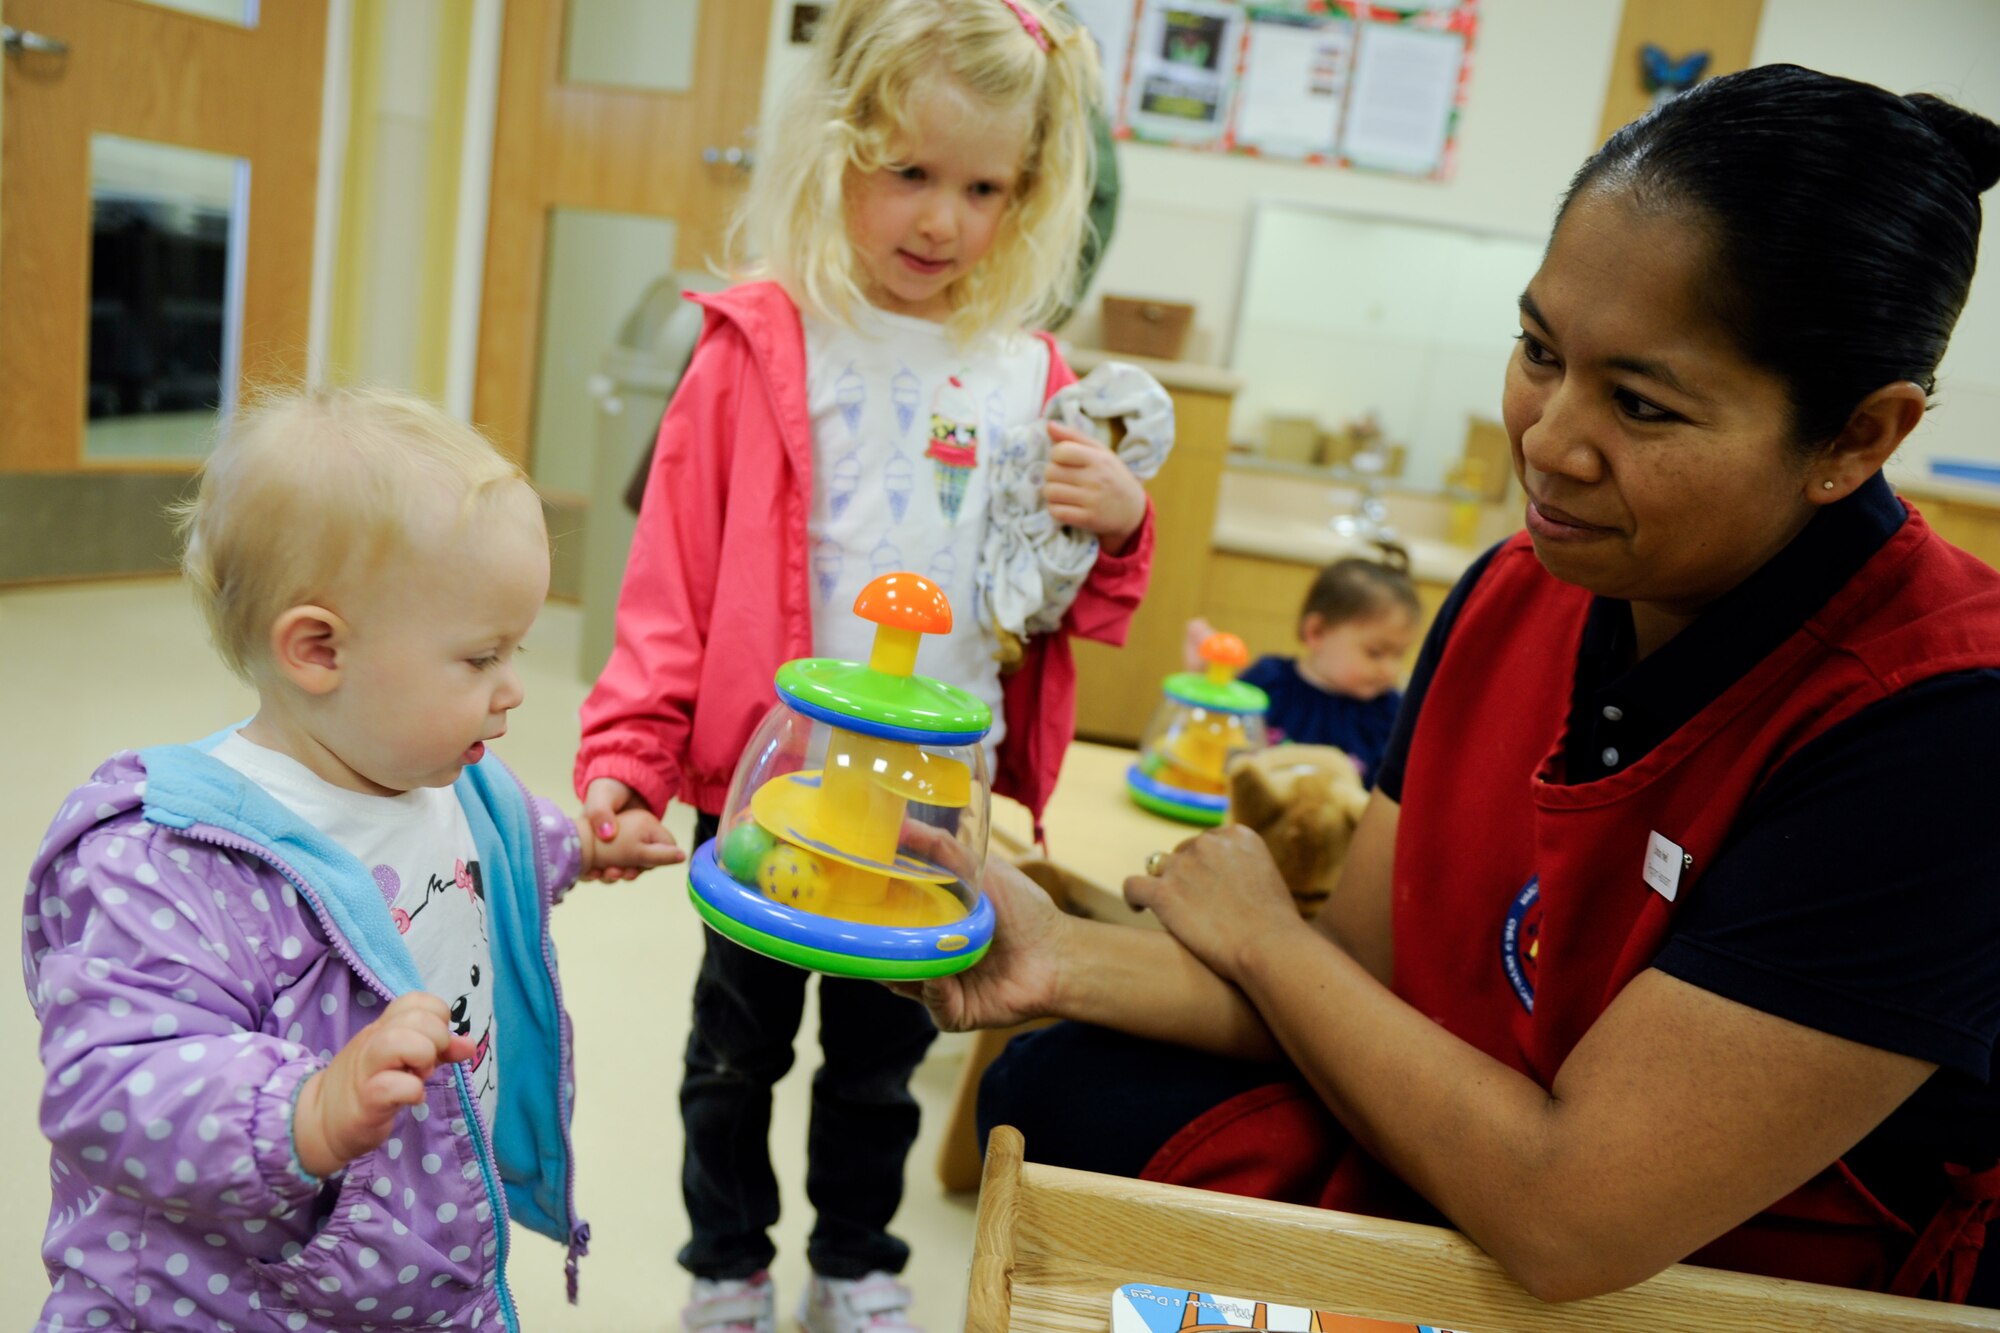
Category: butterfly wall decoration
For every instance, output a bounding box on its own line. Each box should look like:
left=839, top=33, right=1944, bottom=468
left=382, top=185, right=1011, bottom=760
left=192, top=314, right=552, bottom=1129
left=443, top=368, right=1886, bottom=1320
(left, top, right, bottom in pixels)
left=1640, top=43, right=1710, bottom=109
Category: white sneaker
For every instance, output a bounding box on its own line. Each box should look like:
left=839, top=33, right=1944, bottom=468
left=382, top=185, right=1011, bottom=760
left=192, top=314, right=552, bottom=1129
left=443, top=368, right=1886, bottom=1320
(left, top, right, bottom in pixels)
left=683, top=1270, right=776, bottom=1333
left=796, top=1271, right=922, bottom=1332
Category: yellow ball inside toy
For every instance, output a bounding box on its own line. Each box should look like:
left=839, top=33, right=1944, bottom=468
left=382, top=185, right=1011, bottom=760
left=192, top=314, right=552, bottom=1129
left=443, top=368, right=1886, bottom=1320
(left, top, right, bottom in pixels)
left=756, top=843, right=832, bottom=913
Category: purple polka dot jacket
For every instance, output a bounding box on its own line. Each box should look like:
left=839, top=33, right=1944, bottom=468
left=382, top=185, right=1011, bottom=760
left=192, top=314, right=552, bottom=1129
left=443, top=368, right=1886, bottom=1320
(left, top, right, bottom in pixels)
left=21, top=735, right=588, bottom=1332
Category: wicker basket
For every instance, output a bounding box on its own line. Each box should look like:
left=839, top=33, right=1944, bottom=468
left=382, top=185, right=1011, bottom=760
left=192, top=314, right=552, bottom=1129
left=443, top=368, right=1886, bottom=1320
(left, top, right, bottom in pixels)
left=1100, top=294, right=1195, bottom=361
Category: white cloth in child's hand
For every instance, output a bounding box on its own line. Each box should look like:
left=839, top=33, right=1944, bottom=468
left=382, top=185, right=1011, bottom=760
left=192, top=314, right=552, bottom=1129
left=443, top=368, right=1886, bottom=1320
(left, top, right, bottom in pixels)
left=981, top=361, right=1174, bottom=643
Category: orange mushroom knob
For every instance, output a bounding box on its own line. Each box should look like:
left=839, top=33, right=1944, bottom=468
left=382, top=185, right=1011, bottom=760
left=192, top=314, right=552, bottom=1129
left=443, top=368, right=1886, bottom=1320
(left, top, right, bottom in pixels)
left=854, top=572, right=953, bottom=677
left=1199, top=631, right=1249, bottom=685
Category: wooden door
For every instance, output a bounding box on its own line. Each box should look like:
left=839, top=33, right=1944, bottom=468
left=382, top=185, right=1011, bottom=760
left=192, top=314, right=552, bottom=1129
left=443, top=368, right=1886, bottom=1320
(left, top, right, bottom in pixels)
left=0, top=0, right=325, bottom=581
left=473, top=0, right=772, bottom=482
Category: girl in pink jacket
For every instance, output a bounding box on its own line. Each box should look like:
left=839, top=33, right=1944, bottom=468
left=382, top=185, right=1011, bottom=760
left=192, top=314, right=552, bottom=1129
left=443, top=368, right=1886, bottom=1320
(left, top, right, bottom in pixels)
left=572, top=3, right=1153, bottom=1330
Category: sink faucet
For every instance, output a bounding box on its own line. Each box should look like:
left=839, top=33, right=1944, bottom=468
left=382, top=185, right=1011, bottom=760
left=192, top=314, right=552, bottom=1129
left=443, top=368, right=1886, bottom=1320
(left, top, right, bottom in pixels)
left=1330, top=437, right=1398, bottom=546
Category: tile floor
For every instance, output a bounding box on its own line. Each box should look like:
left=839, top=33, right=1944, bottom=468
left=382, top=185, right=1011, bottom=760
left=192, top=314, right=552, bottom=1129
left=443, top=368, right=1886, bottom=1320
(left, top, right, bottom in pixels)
left=0, top=578, right=983, bottom=1331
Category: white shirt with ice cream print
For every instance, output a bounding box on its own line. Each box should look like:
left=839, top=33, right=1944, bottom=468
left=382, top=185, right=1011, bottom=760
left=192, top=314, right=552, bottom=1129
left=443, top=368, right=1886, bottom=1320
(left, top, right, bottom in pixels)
left=801, top=302, right=1051, bottom=755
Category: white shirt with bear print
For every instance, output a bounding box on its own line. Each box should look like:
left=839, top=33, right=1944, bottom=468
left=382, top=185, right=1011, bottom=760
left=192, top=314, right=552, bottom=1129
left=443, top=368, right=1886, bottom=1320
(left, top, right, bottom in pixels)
left=211, top=731, right=500, bottom=1129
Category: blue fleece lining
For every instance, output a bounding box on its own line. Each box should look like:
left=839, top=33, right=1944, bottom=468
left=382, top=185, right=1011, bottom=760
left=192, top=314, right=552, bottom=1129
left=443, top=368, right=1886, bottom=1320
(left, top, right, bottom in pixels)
left=458, top=759, right=570, bottom=1245
left=137, top=729, right=573, bottom=1250
left=138, top=729, right=426, bottom=996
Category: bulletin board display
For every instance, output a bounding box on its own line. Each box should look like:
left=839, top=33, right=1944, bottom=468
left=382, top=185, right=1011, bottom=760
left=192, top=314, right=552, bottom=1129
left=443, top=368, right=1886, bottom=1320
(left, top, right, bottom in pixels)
left=1070, top=1, right=1479, bottom=179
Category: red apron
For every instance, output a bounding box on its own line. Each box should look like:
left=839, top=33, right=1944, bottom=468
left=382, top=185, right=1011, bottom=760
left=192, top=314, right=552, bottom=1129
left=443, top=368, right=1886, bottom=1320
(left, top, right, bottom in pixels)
left=1145, top=507, right=2000, bottom=1300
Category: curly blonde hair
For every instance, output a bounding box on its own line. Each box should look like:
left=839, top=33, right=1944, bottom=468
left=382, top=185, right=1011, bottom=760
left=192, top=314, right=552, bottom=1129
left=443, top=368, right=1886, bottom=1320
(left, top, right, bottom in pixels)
left=175, top=386, right=530, bottom=681
left=735, top=0, right=1102, bottom=344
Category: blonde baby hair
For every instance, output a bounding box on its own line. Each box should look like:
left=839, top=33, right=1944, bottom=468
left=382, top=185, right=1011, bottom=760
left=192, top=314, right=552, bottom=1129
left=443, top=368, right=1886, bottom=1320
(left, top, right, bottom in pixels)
left=736, top=0, right=1102, bottom=343
left=176, top=385, right=531, bottom=681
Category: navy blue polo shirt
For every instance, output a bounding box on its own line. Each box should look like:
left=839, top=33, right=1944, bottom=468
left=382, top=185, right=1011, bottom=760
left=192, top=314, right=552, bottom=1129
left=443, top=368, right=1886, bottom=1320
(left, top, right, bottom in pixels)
left=1376, top=473, right=2000, bottom=1227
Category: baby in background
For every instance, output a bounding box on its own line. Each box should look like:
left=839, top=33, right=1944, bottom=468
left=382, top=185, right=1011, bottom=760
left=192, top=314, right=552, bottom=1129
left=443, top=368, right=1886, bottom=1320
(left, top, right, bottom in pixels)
left=1186, top=554, right=1420, bottom=786
left=21, top=387, right=677, bottom=1332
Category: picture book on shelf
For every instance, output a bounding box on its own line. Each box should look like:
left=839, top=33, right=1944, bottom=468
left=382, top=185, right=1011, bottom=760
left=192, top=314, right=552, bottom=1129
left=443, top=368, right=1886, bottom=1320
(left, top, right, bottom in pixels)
left=1112, top=1282, right=1465, bottom=1332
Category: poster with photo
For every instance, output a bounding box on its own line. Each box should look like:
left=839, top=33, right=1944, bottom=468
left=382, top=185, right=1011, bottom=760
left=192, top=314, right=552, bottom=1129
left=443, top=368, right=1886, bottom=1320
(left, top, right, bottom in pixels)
left=1120, top=1, right=1247, bottom=147
left=1103, top=0, right=1477, bottom=179
left=1338, top=15, right=1467, bottom=175
left=1233, top=8, right=1356, bottom=160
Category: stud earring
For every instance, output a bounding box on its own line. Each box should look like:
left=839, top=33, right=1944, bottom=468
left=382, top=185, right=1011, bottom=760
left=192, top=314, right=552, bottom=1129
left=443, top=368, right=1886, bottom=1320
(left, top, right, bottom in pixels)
left=1822, top=480, right=1836, bottom=490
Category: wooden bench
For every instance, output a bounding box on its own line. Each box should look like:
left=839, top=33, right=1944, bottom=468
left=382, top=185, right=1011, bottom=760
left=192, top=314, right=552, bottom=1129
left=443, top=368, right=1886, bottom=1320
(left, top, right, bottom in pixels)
left=967, top=1125, right=2000, bottom=1332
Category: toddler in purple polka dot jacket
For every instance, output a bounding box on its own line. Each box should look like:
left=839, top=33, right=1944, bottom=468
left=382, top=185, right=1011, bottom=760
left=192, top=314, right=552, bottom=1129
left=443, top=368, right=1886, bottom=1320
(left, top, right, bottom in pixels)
left=21, top=387, right=682, bottom=1333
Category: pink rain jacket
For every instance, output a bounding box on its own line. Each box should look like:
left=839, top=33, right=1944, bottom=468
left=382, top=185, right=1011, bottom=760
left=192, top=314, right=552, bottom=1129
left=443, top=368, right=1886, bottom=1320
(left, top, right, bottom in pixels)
left=575, top=282, right=1155, bottom=827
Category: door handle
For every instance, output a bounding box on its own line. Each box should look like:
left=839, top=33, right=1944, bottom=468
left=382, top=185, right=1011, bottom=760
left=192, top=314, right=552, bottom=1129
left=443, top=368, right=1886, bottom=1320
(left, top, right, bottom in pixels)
left=2, top=25, right=70, bottom=56
left=702, top=145, right=753, bottom=171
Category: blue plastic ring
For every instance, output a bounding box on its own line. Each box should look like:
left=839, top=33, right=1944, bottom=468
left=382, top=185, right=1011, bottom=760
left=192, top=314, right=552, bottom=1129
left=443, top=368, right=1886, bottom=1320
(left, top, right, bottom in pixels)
left=1124, top=762, right=1229, bottom=814
left=687, top=840, right=995, bottom=970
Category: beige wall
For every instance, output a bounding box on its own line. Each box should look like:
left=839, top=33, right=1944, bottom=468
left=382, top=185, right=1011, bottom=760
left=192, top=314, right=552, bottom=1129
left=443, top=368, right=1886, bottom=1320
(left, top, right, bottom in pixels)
left=314, top=0, right=2000, bottom=477
left=1751, top=0, right=2000, bottom=478
left=1046, top=0, right=2000, bottom=475
left=1080, top=1, right=1624, bottom=359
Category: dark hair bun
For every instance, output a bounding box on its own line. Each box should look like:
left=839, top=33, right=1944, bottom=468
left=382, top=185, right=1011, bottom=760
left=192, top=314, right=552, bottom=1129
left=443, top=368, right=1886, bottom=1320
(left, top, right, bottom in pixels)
left=1907, top=93, right=2000, bottom=193
left=1369, top=539, right=1412, bottom=575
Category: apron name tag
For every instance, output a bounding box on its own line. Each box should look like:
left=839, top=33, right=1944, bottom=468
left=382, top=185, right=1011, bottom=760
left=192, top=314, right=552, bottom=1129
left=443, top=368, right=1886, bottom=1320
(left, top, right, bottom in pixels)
left=1644, top=830, right=1685, bottom=902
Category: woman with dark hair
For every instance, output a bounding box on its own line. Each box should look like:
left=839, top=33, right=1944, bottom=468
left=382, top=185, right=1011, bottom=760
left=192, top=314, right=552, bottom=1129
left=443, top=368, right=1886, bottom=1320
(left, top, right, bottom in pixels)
left=909, top=65, right=2000, bottom=1304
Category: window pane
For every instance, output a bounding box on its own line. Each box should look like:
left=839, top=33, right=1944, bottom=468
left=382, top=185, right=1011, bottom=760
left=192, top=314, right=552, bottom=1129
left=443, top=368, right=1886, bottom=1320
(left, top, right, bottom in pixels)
left=85, top=134, right=249, bottom=463
left=134, top=0, right=259, bottom=27
left=561, top=0, right=698, bottom=93
left=532, top=207, right=679, bottom=496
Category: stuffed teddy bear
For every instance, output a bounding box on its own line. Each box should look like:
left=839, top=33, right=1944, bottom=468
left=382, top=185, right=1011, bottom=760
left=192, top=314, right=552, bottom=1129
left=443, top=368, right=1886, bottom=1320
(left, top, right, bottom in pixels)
left=1225, top=745, right=1370, bottom=919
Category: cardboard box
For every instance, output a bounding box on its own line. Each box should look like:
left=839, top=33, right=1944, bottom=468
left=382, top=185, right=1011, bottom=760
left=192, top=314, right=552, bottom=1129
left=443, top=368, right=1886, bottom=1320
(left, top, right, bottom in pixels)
left=1263, top=415, right=1322, bottom=464
left=1100, top=295, right=1195, bottom=361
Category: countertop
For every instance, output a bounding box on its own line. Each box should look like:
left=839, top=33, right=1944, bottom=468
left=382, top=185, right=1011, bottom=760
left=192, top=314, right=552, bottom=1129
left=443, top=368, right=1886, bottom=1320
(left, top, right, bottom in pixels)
left=1210, top=511, right=1483, bottom=585
left=991, top=740, right=1175, bottom=927
left=1206, top=462, right=1508, bottom=584
left=1062, top=343, right=1247, bottom=397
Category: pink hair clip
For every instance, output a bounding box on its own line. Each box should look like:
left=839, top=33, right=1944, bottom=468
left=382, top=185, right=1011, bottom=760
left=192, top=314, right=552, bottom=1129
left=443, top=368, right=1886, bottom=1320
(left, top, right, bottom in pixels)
left=999, top=0, right=1051, bottom=53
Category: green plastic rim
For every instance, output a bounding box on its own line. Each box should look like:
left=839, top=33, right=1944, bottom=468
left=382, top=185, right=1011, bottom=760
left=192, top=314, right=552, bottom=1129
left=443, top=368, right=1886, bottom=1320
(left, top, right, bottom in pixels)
left=1125, top=774, right=1228, bottom=826
left=688, top=885, right=992, bottom=979
left=776, top=658, right=991, bottom=740
left=1161, top=671, right=1270, bottom=716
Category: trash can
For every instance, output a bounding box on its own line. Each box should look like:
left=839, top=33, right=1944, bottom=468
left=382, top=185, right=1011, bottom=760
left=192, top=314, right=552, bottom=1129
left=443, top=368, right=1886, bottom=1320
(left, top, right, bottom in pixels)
left=579, top=272, right=718, bottom=682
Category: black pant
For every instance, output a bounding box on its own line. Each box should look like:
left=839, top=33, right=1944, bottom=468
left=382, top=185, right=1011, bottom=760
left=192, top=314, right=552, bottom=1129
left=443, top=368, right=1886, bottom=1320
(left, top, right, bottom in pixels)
left=976, top=1020, right=1282, bottom=1179
left=678, top=813, right=939, bottom=1280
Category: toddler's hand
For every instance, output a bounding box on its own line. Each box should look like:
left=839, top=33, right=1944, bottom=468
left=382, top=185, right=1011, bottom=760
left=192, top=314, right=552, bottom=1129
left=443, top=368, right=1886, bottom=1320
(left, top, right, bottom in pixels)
left=581, top=777, right=638, bottom=841
left=293, top=992, right=472, bottom=1178
left=1183, top=617, right=1217, bottom=672
left=577, top=806, right=684, bottom=882
left=1044, top=425, right=1146, bottom=553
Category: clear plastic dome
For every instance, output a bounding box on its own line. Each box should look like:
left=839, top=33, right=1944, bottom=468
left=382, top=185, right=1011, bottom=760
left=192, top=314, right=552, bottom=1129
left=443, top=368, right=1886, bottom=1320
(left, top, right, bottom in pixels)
left=1135, top=696, right=1270, bottom=798
left=1125, top=631, right=1270, bottom=825
left=686, top=571, right=996, bottom=978
left=709, top=695, right=990, bottom=930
